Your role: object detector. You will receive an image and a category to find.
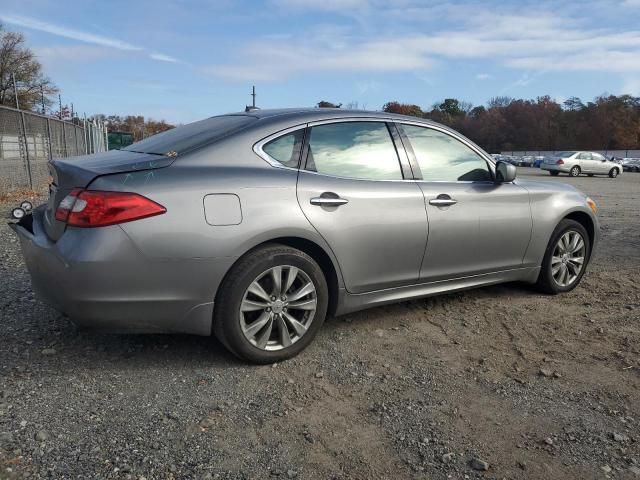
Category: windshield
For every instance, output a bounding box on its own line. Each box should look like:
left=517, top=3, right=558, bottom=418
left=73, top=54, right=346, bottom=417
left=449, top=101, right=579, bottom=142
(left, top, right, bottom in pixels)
left=122, top=115, right=257, bottom=155
left=556, top=151, right=577, bottom=158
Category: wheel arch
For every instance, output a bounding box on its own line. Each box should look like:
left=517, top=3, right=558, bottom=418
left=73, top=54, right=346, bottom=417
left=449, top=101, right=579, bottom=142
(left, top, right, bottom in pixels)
left=216, top=236, right=343, bottom=318
left=562, top=211, right=595, bottom=259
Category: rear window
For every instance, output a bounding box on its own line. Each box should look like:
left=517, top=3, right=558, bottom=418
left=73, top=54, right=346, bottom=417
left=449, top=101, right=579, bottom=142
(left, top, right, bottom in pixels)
left=122, top=115, right=256, bottom=155
left=556, top=151, right=576, bottom=158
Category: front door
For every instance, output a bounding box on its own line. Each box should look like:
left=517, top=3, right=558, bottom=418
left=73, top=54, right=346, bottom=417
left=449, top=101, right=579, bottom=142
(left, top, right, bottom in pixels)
left=398, top=123, right=532, bottom=282
left=296, top=120, right=428, bottom=294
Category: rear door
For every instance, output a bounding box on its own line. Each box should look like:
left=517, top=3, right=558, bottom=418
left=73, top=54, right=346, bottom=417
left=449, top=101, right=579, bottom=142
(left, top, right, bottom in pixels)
left=398, top=123, right=532, bottom=282
left=576, top=152, right=595, bottom=173
left=295, top=120, right=428, bottom=294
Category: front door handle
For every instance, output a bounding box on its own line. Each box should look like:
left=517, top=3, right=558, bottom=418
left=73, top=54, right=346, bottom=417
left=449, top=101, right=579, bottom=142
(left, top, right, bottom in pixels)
left=429, top=194, right=457, bottom=207
left=310, top=195, right=349, bottom=207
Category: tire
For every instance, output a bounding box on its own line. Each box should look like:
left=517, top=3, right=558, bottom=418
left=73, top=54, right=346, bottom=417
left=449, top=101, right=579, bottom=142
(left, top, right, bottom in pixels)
left=609, top=168, right=619, bottom=178
left=549, top=171, right=560, bottom=176
left=213, top=244, right=328, bottom=364
left=569, top=166, right=580, bottom=177
left=536, top=219, right=591, bottom=294
left=587, top=174, right=594, bottom=177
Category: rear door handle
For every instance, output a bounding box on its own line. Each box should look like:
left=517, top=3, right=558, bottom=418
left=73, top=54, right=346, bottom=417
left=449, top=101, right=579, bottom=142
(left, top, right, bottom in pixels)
left=310, top=196, right=349, bottom=207
left=429, top=195, right=457, bottom=207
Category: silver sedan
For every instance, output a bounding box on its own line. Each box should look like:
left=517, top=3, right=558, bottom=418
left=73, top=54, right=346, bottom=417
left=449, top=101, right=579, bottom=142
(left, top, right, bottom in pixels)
left=11, top=109, right=599, bottom=363
left=541, top=151, right=622, bottom=177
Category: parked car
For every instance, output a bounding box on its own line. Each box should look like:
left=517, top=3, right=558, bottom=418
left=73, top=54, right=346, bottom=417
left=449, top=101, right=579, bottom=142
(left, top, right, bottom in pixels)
left=621, top=158, right=640, bottom=172
left=533, top=156, right=546, bottom=168
left=10, top=109, right=599, bottom=363
left=541, top=151, right=622, bottom=177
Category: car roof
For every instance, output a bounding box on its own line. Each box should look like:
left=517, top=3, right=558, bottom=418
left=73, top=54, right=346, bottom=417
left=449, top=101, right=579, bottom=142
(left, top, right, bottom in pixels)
left=222, top=107, right=443, bottom=126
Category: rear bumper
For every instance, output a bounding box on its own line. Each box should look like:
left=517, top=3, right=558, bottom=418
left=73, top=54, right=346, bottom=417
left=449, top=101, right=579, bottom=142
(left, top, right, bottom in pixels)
left=540, top=164, right=569, bottom=173
left=10, top=207, right=235, bottom=335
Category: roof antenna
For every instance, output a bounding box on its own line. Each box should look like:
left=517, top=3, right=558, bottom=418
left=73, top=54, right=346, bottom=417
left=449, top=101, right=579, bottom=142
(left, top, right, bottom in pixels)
left=245, top=85, right=260, bottom=112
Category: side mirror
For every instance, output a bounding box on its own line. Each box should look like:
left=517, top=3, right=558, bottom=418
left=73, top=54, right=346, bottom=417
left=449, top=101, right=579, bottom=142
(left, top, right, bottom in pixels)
left=496, top=161, right=517, bottom=183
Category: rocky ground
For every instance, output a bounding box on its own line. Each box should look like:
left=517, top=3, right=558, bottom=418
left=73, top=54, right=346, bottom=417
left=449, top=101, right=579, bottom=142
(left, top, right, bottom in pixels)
left=0, top=169, right=638, bottom=480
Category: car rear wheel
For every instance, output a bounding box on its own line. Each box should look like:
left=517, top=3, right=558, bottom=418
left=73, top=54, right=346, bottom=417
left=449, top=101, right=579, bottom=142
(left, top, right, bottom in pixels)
left=213, top=244, right=328, bottom=364
left=549, top=171, right=559, bottom=176
left=609, top=168, right=619, bottom=178
left=536, top=219, right=590, bottom=294
left=569, top=166, right=581, bottom=177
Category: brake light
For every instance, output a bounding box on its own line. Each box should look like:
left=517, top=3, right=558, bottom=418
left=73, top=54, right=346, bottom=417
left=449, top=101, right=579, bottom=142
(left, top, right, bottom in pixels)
left=55, top=190, right=166, bottom=227
left=556, top=159, right=565, bottom=165
left=55, top=188, right=83, bottom=222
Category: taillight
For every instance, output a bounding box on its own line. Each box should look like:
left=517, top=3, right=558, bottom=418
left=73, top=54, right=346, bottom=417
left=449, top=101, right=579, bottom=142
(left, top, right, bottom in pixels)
left=55, top=190, right=166, bottom=227
left=55, top=188, right=83, bottom=222
left=556, top=159, right=565, bottom=165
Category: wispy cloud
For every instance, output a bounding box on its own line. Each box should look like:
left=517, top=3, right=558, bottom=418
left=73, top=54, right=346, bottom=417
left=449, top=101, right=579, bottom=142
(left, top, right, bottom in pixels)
left=0, top=14, right=141, bottom=51
left=149, top=53, right=180, bottom=63
left=272, top=0, right=370, bottom=11
left=476, top=73, right=492, bottom=80
left=0, top=14, right=181, bottom=64
left=205, top=8, right=640, bottom=81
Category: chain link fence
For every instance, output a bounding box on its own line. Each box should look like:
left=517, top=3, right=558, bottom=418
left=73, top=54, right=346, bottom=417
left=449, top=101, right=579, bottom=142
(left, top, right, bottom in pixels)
left=0, top=105, right=107, bottom=195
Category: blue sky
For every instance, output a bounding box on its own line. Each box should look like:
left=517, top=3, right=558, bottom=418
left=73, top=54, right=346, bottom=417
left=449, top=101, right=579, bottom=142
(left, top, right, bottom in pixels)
left=1, top=0, right=640, bottom=124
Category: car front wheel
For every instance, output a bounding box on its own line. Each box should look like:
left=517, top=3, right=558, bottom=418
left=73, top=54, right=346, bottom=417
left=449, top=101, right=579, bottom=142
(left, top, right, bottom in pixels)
left=214, top=244, right=328, bottom=364
left=609, top=168, right=619, bottom=178
left=536, top=219, right=590, bottom=294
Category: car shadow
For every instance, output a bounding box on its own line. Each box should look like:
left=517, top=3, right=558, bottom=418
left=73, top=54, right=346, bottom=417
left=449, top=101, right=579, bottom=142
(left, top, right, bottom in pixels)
left=2, top=282, right=537, bottom=373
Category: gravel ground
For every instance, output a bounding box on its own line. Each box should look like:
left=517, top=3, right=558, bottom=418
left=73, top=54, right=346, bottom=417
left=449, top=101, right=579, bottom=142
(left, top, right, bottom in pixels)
left=1, top=169, right=639, bottom=480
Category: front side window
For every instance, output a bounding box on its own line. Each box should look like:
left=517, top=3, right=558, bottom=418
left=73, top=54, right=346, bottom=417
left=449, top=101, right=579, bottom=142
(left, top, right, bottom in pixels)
left=402, top=125, right=492, bottom=182
left=306, top=122, right=402, bottom=180
left=262, top=129, right=304, bottom=168
left=591, top=152, right=605, bottom=161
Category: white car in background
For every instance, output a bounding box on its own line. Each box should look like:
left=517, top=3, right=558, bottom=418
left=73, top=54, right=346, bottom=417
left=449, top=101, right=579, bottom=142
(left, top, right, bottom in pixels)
left=541, top=151, right=622, bottom=178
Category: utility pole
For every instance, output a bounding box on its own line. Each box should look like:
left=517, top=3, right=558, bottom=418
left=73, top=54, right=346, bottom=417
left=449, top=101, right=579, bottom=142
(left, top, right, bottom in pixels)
left=12, top=73, right=20, bottom=110
left=251, top=85, right=256, bottom=108
left=40, top=85, right=46, bottom=114
left=58, top=94, right=63, bottom=119
left=71, top=103, right=74, bottom=123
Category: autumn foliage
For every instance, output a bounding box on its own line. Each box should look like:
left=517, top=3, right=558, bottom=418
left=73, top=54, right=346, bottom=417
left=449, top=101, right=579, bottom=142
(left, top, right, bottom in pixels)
left=383, top=95, right=640, bottom=152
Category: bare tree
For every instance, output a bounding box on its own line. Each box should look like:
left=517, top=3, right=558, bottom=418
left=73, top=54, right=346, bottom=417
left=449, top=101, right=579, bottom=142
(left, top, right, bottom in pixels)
left=0, top=23, right=58, bottom=111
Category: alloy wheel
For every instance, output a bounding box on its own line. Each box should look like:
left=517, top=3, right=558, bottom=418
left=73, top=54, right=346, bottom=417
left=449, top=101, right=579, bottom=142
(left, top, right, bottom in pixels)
left=239, top=265, right=317, bottom=351
left=551, top=230, right=586, bottom=287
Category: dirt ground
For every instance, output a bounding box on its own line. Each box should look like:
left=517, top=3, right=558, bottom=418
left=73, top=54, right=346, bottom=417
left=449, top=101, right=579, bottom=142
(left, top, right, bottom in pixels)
left=0, top=168, right=638, bottom=480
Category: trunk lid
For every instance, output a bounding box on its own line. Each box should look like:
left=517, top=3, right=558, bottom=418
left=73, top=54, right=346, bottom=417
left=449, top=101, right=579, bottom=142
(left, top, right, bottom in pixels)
left=44, top=149, right=174, bottom=241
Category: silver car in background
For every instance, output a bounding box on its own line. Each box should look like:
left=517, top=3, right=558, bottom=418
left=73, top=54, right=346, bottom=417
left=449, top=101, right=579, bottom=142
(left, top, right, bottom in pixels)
left=541, top=151, right=622, bottom=177
left=11, top=109, right=599, bottom=363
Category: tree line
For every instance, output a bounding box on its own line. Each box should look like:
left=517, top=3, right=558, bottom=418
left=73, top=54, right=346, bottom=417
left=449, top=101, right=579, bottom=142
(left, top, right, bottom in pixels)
left=382, top=96, right=640, bottom=152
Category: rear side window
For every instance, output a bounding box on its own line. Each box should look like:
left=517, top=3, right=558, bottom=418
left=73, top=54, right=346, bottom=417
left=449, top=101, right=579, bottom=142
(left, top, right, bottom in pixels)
left=557, top=151, right=577, bottom=158
left=402, top=125, right=492, bottom=182
left=306, top=122, right=402, bottom=180
left=577, top=152, right=592, bottom=160
left=262, top=129, right=304, bottom=168
left=122, top=115, right=256, bottom=155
